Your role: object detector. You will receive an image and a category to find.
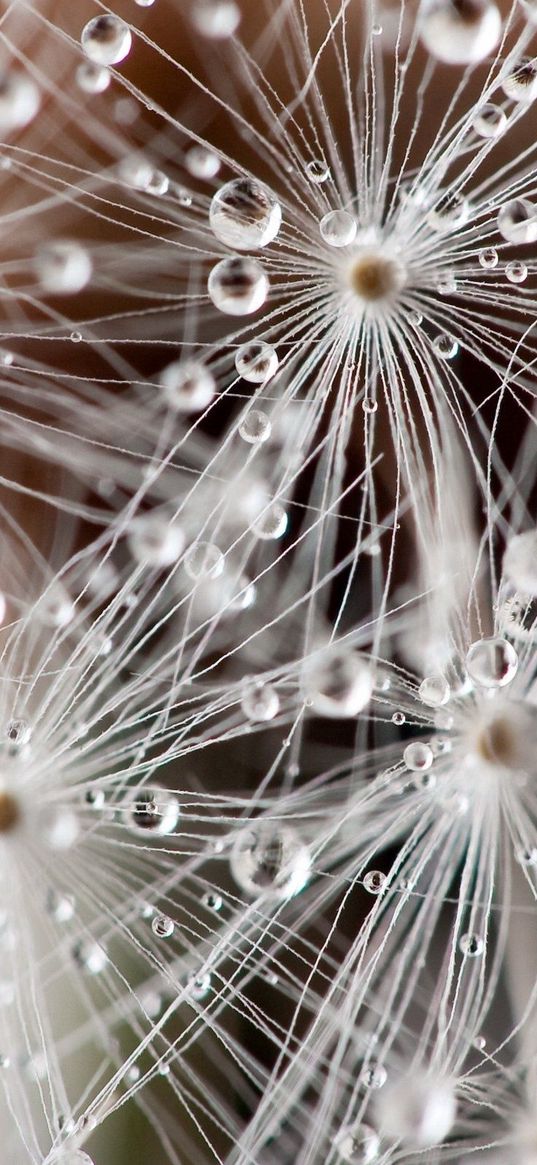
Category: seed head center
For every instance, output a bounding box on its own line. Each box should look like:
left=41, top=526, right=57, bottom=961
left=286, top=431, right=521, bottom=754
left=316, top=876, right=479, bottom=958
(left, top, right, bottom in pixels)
left=476, top=717, right=515, bottom=767
left=0, top=790, right=20, bottom=833
left=350, top=251, right=406, bottom=303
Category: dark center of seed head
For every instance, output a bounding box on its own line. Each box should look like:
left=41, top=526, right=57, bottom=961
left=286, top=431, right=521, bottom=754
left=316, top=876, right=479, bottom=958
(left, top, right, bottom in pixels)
left=351, top=253, right=406, bottom=302
left=0, top=791, right=19, bottom=833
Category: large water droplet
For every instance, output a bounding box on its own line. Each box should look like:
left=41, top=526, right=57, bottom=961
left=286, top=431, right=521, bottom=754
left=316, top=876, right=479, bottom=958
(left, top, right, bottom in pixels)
left=230, top=823, right=311, bottom=899
left=466, top=637, right=518, bottom=688
left=81, top=16, right=132, bottom=66
left=210, top=178, right=281, bottom=249
left=208, top=257, right=269, bottom=315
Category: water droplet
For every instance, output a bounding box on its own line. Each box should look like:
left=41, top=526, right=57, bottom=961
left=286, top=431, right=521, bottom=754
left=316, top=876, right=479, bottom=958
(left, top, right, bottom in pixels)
left=72, top=939, right=108, bottom=975
left=158, top=358, right=215, bottom=412
left=188, top=971, right=212, bottom=1000
left=362, top=395, right=378, bottom=414
left=235, top=340, right=278, bottom=383
left=304, top=649, right=372, bottom=718
left=210, top=178, right=281, bottom=250
left=502, top=57, right=537, bottom=104
left=419, top=0, right=501, bottom=64
left=408, top=309, right=423, bottom=326
left=70, top=331, right=83, bottom=344
left=128, top=513, right=185, bottom=566
left=81, top=15, right=132, bottom=66
left=76, top=61, right=110, bottom=94
left=433, top=333, right=459, bottom=360
left=516, top=846, right=537, bottom=867
left=363, top=870, right=386, bottom=895
left=504, top=531, right=537, bottom=594
left=459, top=932, right=484, bottom=957
left=375, top=1075, right=457, bottom=1148
left=392, top=711, right=405, bottom=725
left=403, top=742, right=434, bottom=772
left=85, top=789, right=105, bottom=809
left=202, top=891, right=223, bottom=911
left=6, top=718, right=31, bottom=748
left=335, top=1122, right=380, bottom=1163
left=241, top=681, right=280, bottom=722
left=478, top=246, right=498, bottom=269
left=239, top=409, right=272, bottom=444
left=306, top=159, right=330, bottom=184
left=152, top=914, right=174, bottom=939
left=35, top=240, right=92, bottom=296
left=427, top=191, right=469, bottom=232
left=252, top=502, right=287, bottom=540
left=320, top=209, right=357, bottom=247
left=185, top=145, right=220, bottom=180
left=190, top=0, right=241, bottom=38
left=124, top=787, right=180, bottom=836
left=230, top=823, right=311, bottom=899
left=184, top=541, right=224, bottom=580
left=505, top=259, right=528, bottom=283
left=0, top=70, right=40, bottom=133
left=46, top=889, right=75, bottom=923
left=472, top=103, right=506, bottom=138
left=208, top=256, right=269, bottom=315
left=466, top=637, right=518, bottom=688
left=498, top=198, right=537, bottom=244
left=418, top=676, right=450, bottom=707
left=361, top=1064, right=387, bottom=1090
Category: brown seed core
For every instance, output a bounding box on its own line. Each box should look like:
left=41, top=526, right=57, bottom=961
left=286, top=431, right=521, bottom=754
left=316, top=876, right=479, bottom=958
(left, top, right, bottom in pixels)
left=0, top=791, right=19, bottom=833
left=477, top=718, right=515, bottom=767
left=351, top=254, right=405, bottom=302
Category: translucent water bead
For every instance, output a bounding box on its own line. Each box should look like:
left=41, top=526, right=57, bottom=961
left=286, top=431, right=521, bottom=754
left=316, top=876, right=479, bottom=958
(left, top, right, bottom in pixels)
left=375, top=1076, right=456, bottom=1148
left=497, top=199, right=537, bottom=244
left=72, top=940, right=108, bottom=975
left=306, top=159, right=331, bottom=184
left=403, top=742, right=434, bottom=772
left=335, top=1122, right=380, bottom=1163
left=502, top=57, right=537, bottom=104
left=427, top=191, right=469, bottom=231
left=230, top=823, right=311, bottom=900
left=419, top=675, right=450, bottom=707
left=320, top=210, right=357, bottom=247
left=210, top=178, right=281, bottom=250
left=418, top=0, right=501, bottom=64
left=304, top=648, right=373, bottom=717
left=472, top=104, right=506, bottom=138
left=190, top=0, right=241, bottom=39
left=235, top=340, right=279, bottom=383
left=208, top=257, right=269, bottom=315
left=506, top=260, right=527, bottom=284
left=0, top=70, right=40, bottom=134
left=186, top=145, right=220, bottom=180
left=241, top=681, right=280, bottom=721
left=76, top=62, right=110, bottom=94
left=81, top=16, right=132, bottom=66
left=128, top=513, right=185, bottom=567
left=184, top=541, right=224, bottom=580
left=466, top=637, right=518, bottom=688
left=459, top=932, right=484, bottom=957
left=152, top=914, right=174, bottom=938
left=239, top=410, right=272, bottom=444
left=158, top=359, right=215, bottom=412
left=503, top=531, right=537, bottom=594
left=34, top=241, right=92, bottom=295
left=124, top=787, right=180, bottom=835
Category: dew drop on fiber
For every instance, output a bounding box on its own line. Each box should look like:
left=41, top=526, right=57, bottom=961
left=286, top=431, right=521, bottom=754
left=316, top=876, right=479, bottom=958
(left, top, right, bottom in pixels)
left=335, top=1122, right=380, bottom=1163
left=81, top=16, right=132, bottom=66
left=230, top=823, right=311, bottom=900
left=419, top=0, right=501, bottom=65
left=208, top=257, right=269, bottom=315
left=210, top=178, right=281, bottom=249
left=235, top=340, right=278, bottom=383
left=466, top=637, right=518, bottom=688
